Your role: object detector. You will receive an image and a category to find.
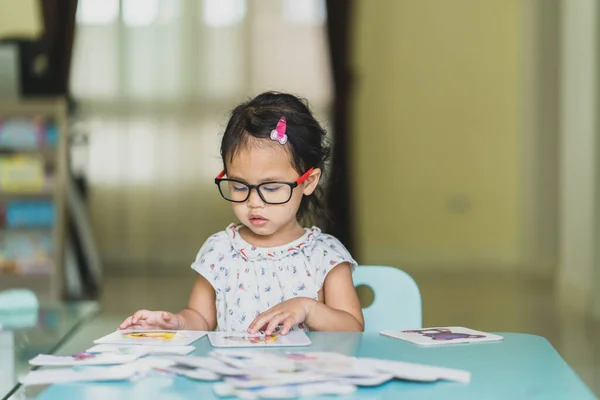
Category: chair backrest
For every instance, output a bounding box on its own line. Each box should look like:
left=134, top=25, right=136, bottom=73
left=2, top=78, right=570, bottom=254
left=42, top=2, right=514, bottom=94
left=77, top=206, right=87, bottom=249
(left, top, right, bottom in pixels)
left=353, top=265, right=422, bottom=332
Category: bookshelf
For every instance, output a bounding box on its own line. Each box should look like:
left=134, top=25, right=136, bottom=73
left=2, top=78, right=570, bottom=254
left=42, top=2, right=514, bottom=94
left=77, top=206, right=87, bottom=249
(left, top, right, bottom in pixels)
left=0, top=98, right=68, bottom=301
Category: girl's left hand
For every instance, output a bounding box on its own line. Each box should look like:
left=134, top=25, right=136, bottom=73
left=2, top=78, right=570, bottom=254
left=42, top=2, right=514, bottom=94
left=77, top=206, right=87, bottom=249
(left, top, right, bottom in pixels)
left=248, top=297, right=316, bottom=335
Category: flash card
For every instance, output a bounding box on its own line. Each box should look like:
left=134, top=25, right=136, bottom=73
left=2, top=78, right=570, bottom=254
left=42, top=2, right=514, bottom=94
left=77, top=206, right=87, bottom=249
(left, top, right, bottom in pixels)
left=94, top=330, right=205, bottom=346
left=380, top=327, right=503, bottom=346
left=207, top=330, right=311, bottom=348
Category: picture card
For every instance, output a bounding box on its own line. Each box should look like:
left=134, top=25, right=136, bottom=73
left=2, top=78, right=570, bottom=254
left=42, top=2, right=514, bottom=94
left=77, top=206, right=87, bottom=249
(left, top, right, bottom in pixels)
left=165, top=356, right=248, bottom=376
left=161, top=364, right=221, bottom=381
left=207, top=330, right=311, bottom=348
left=210, top=349, right=297, bottom=372
left=380, top=327, right=504, bottom=346
left=360, top=358, right=471, bottom=384
left=94, top=330, right=206, bottom=346
left=335, top=374, right=394, bottom=387
left=19, top=364, right=139, bottom=386
left=86, top=344, right=195, bottom=355
left=224, top=371, right=327, bottom=389
left=213, top=381, right=356, bottom=399
left=29, top=353, right=141, bottom=367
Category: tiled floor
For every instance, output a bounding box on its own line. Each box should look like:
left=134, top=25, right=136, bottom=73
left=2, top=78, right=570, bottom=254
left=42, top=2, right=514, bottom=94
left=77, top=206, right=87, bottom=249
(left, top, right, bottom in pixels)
left=92, top=269, right=599, bottom=396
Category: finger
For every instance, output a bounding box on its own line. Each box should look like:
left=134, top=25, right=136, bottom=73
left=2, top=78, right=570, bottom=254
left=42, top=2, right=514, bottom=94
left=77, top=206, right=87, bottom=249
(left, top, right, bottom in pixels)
left=265, top=313, right=288, bottom=335
left=247, top=313, right=267, bottom=334
left=126, top=323, right=147, bottom=330
left=132, top=310, right=150, bottom=325
left=122, top=315, right=141, bottom=330
left=119, top=316, right=134, bottom=330
left=252, top=313, right=281, bottom=334
left=279, top=316, right=296, bottom=336
left=248, top=311, right=278, bottom=334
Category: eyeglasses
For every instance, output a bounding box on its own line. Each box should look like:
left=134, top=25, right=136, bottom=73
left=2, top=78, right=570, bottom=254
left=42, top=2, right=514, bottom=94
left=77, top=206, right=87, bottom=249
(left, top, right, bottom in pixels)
left=215, top=167, right=314, bottom=205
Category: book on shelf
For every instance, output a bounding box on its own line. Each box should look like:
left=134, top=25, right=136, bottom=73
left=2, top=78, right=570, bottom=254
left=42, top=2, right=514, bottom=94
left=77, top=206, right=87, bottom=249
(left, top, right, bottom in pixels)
left=0, top=232, right=54, bottom=275
left=0, top=155, right=47, bottom=193
left=0, top=116, right=57, bottom=150
left=2, top=201, right=55, bottom=228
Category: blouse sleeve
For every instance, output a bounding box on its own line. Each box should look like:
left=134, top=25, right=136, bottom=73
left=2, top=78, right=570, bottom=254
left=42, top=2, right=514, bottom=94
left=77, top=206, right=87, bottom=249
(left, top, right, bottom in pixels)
left=190, top=231, right=229, bottom=292
left=310, top=234, right=358, bottom=290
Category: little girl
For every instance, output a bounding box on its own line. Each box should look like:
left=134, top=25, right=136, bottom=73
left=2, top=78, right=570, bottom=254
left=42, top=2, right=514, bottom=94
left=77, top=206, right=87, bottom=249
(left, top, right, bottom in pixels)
left=119, top=92, right=364, bottom=335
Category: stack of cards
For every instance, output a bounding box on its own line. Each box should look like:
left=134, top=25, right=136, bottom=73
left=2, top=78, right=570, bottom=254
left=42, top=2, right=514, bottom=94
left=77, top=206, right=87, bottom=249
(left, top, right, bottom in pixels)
left=156, top=349, right=470, bottom=398
left=20, top=327, right=479, bottom=397
left=20, top=329, right=206, bottom=386
left=380, top=327, right=504, bottom=346
left=20, top=357, right=178, bottom=386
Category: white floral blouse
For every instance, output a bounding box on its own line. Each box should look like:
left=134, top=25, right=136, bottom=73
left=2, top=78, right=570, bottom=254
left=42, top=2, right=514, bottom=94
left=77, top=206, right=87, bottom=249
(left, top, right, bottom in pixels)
left=191, top=224, right=357, bottom=332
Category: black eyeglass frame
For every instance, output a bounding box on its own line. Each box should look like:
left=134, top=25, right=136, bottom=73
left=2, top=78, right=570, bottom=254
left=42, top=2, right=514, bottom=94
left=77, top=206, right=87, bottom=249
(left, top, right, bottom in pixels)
left=214, top=167, right=314, bottom=205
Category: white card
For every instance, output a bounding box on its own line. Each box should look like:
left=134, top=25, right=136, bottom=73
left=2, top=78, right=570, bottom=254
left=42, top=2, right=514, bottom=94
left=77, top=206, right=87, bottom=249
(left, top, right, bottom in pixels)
left=225, top=371, right=328, bottom=389
left=262, top=382, right=356, bottom=398
left=280, top=352, right=380, bottom=380
left=166, top=356, right=248, bottom=376
left=210, top=350, right=297, bottom=372
left=380, top=327, right=504, bottom=346
left=19, top=364, right=138, bottom=386
left=361, top=358, right=471, bottom=384
left=86, top=344, right=195, bottom=355
left=162, top=365, right=221, bottom=381
left=335, top=374, right=394, bottom=387
left=309, top=361, right=382, bottom=379
left=128, top=357, right=177, bottom=375
left=207, top=330, right=311, bottom=348
left=29, top=353, right=141, bottom=367
left=94, top=330, right=206, bottom=346
left=284, top=352, right=355, bottom=367
left=214, top=381, right=356, bottom=398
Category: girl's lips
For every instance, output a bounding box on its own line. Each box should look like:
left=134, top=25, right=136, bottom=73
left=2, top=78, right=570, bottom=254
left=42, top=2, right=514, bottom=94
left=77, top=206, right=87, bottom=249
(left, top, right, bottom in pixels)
left=249, top=216, right=268, bottom=226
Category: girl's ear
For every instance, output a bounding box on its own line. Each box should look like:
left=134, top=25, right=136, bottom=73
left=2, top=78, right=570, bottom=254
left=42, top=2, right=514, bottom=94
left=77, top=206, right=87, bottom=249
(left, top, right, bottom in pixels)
left=302, top=168, right=322, bottom=196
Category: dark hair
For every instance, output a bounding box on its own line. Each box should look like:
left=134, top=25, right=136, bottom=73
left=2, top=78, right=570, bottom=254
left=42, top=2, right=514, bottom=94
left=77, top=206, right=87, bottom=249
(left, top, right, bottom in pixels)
left=220, top=91, right=331, bottom=226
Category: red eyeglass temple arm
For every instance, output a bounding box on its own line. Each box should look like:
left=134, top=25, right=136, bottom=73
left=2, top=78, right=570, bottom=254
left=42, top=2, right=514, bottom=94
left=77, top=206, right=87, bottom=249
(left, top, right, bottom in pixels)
left=215, top=167, right=314, bottom=183
left=295, top=167, right=314, bottom=184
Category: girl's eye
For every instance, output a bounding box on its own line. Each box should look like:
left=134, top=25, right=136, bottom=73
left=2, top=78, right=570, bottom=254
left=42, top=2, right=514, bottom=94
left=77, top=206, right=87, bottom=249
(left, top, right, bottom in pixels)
left=232, top=184, right=248, bottom=192
left=262, top=185, right=282, bottom=192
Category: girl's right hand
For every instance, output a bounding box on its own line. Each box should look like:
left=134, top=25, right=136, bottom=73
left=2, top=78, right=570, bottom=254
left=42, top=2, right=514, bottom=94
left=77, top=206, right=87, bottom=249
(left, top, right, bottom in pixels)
left=118, top=310, right=183, bottom=330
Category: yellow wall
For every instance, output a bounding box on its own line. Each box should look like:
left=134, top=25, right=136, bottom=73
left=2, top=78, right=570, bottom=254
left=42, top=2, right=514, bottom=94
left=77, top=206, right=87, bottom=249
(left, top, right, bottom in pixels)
left=352, top=0, right=521, bottom=270
left=0, top=0, right=43, bottom=39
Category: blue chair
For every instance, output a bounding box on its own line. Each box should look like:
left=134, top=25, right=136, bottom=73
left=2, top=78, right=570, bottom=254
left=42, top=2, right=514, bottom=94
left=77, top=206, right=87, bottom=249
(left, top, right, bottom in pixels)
left=353, top=265, right=422, bottom=332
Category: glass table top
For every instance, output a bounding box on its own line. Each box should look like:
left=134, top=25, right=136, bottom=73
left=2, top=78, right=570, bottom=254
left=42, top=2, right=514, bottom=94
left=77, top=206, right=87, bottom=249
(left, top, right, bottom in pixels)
left=0, top=301, right=99, bottom=399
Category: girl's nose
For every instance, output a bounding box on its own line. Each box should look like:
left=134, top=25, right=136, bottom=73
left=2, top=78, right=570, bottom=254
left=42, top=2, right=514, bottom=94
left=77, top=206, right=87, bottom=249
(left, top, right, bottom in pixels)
left=247, top=188, right=265, bottom=208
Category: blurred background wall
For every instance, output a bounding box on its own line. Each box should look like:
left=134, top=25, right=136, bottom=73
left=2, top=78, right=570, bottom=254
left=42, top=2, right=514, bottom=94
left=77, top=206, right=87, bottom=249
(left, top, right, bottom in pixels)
left=68, top=0, right=600, bottom=317
left=353, top=0, right=526, bottom=273
left=70, top=0, right=560, bottom=273
left=69, top=0, right=333, bottom=272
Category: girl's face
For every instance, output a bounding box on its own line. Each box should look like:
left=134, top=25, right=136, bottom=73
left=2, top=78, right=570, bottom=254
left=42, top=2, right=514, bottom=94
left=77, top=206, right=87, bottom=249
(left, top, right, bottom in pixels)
left=225, top=139, right=320, bottom=241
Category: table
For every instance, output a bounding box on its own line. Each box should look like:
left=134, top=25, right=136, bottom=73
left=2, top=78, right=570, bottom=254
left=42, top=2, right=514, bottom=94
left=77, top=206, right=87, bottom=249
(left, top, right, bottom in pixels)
left=18, top=332, right=598, bottom=399
left=0, top=302, right=99, bottom=400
